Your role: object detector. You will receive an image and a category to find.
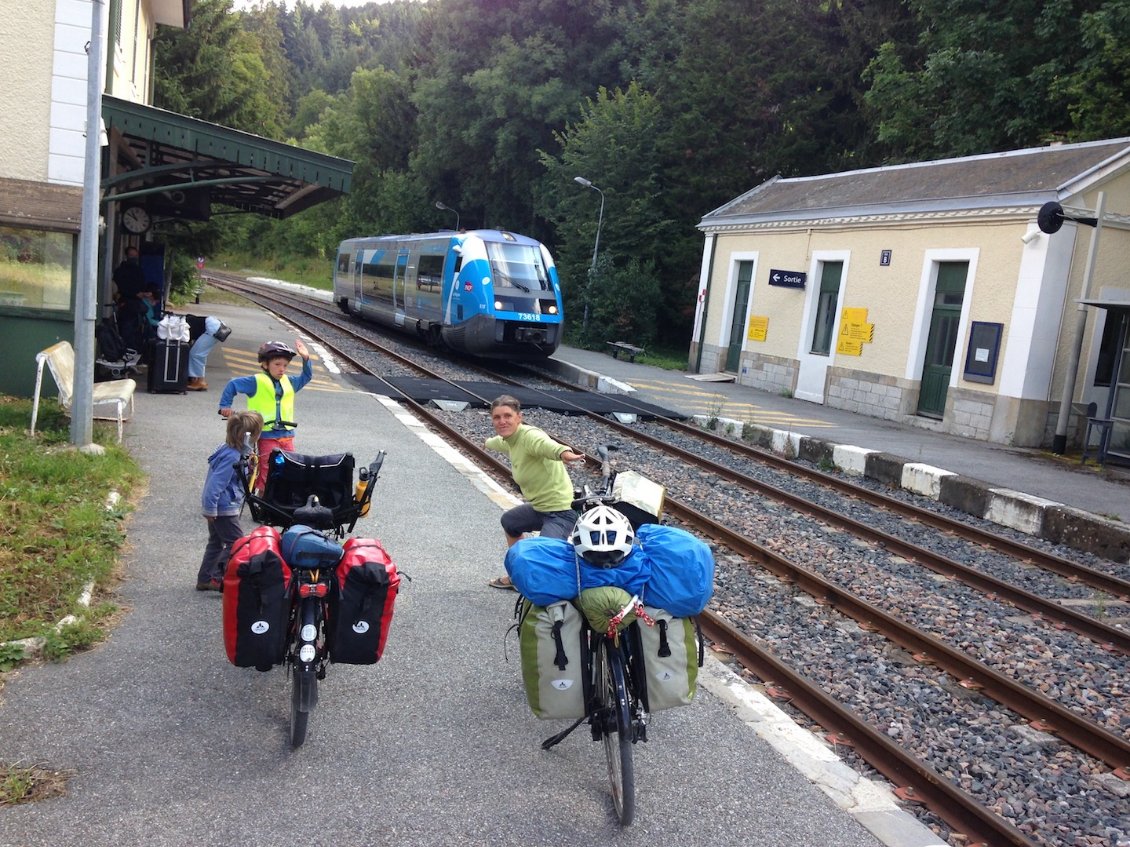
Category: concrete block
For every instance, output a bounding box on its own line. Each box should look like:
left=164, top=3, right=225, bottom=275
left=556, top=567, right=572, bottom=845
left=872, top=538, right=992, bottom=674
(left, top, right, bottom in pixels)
left=798, top=436, right=833, bottom=465
left=864, top=452, right=905, bottom=487
left=938, top=475, right=992, bottom=518
left=833, top=444, right=875, bottom=477
left=900, top=462, right=955, bottom=500
left=985, top=488, right=1058, bottom=536
left=1042, top=506, right=1130, bottom=564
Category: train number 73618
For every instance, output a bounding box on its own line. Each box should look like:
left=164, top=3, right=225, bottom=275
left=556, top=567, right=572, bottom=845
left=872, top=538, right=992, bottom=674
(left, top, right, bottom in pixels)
left=516, top=312, right=542, bottom=322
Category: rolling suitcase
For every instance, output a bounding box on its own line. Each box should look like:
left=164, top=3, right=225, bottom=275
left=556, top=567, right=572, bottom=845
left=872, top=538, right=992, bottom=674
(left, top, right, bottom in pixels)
left=147, top=339, right=189, bottom=393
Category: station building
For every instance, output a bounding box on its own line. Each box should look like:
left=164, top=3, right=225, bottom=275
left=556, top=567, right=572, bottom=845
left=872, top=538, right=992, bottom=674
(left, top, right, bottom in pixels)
left=692, top=140, right=1130, bottom=462
left=0, top=0, right=351, bottom=399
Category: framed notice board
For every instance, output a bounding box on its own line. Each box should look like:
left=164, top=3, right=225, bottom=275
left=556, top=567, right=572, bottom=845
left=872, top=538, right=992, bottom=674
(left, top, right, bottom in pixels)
left=963, top=321, right=1003, bottom=384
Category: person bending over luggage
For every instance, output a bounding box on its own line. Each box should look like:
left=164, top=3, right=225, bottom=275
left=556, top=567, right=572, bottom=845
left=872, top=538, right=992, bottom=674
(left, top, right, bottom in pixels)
left=197, top=411, right=264, bottom=592
left=186, top=316, right=229, bottom=392
left=484, top=394, right=585, bottom=591
left=217, top=339, right=314, bottom=494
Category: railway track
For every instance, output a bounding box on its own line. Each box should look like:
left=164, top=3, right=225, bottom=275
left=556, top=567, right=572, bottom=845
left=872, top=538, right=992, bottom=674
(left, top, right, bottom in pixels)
left=209, top=274, right=1130, bottom=847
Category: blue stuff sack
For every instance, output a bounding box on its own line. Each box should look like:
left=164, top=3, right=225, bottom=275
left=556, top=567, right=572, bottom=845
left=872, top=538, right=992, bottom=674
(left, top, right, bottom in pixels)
left=281, top=524, right=344, bottom=570
left=637, top=524, right=714, bottom=616
left=578, top=546, right=650, bottom=597
left=505, top=537, right=579, bottom=605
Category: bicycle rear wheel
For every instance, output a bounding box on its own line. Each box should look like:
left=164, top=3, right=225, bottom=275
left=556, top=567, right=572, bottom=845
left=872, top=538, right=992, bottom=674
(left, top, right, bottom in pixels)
left=598, top=639, right=636, bottom=825
left=289, top=664, right=317, bottom=748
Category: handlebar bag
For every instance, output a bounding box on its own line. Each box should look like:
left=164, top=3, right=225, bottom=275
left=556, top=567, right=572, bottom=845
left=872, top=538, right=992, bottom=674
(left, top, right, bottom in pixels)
left=636, top=524, right=715, bottom=617
left=631, top=607, right=703, bottom=712
left=517, top=599, right=590, bottom=720
left=505, top=536, right=579, bottom=605
left=223, top=526, right=292, bottom=671
left=327, top=538, right=399, bottom=665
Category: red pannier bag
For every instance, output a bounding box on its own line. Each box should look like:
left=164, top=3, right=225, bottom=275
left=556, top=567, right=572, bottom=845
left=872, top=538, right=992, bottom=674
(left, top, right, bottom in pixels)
left=328, top=538, right=399, bottom=665
left=223, top=526, right=292, bottom=671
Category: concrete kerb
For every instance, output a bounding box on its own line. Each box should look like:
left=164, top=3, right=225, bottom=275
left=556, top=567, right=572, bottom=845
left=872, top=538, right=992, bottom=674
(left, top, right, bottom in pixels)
left=693, top=415, right=1130, bottom=564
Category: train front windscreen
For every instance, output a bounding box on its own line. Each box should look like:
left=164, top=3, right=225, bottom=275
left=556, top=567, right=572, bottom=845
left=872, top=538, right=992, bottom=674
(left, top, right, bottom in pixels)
left=485, top=242, right=552, bottom=291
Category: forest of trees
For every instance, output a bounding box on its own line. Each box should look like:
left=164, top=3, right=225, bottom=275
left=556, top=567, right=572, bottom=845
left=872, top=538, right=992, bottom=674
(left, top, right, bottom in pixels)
left=154, top=0, right=1130, bottom=350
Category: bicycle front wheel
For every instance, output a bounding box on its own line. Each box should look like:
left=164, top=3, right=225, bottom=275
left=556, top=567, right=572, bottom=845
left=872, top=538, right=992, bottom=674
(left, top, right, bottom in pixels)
left=289, top=665, right=317, bottom=749
left=598, top=639, right=636, bottom=825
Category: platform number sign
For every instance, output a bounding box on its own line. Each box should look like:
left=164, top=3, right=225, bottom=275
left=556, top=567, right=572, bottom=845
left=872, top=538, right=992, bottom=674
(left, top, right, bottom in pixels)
left=880, top=250, right=892, bottom=266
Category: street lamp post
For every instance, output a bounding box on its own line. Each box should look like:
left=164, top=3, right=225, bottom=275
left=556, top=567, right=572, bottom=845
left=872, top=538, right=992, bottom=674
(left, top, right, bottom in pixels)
left=573, top=176, right=604, bottom=330
left=434, top=200, right=460, bottom=231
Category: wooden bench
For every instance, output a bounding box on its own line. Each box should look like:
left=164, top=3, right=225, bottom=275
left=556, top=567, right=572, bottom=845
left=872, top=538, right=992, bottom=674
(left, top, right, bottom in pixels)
left=606, top=341, right=645, bottom=362
left=30, top=341, right=136, bottom=443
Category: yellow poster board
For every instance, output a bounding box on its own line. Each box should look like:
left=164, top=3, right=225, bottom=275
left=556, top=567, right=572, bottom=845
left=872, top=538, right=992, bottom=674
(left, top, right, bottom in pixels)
left=747, top=315, right=768, bottom=341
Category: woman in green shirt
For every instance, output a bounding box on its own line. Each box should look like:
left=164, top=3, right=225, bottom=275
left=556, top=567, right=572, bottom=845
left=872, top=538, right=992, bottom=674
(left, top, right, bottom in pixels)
left=484, top=394, right=585, bottom=590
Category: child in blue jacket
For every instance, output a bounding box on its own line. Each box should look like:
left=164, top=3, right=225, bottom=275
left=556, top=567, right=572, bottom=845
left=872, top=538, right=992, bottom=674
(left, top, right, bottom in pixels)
left=196, top=411, right=263, bottom=592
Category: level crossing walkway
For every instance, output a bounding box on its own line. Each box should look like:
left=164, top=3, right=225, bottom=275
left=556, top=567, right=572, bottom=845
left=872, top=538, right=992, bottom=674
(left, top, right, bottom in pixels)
left=0, top=301, right=941, bottom=847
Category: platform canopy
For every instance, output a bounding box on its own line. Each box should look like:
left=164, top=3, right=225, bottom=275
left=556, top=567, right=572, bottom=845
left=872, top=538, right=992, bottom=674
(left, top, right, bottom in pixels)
left=101, top=95, right=353, bottom=220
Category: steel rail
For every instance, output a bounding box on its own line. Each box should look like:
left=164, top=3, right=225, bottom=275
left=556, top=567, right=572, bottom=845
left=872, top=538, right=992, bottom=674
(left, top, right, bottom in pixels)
left=698, top=610, right=1032, bottom=847
left=673, top=498, right=1130, bottom=771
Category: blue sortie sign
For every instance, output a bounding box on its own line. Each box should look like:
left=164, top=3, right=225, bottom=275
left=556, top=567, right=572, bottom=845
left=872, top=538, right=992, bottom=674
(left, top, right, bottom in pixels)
left=768, top=269, right=806, bottom=288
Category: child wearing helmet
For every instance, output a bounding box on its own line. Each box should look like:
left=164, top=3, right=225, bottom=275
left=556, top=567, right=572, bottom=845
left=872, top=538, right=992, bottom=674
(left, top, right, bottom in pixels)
left=485, top=394, right=585, bottom=590
left=217, top=337, right=314, bottom=493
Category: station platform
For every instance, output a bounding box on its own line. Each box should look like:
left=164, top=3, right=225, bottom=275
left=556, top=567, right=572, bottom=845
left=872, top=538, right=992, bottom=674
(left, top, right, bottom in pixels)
left=0, top=299, right=943, bottom=847
left=544, top=345, right=1130, bottom=562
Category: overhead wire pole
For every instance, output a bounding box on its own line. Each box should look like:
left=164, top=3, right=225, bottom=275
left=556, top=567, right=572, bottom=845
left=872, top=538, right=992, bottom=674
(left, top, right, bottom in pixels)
left=73, top=0, right=108, bottom=449
left=1052, top=192, right=1105, bottom=454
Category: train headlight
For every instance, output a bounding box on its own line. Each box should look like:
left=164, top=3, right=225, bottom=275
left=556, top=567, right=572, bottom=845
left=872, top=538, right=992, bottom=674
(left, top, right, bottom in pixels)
left=547, top=305, right=558, bottom=315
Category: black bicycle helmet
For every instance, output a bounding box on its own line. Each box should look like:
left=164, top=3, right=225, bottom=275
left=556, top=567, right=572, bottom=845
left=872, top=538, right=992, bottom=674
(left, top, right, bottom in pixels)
left=257, top=340, right=297, bottom=363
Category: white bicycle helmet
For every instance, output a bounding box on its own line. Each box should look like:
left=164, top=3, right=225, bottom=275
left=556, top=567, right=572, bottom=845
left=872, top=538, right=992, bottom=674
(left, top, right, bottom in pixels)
left=570, top=505, right=635, bottom=566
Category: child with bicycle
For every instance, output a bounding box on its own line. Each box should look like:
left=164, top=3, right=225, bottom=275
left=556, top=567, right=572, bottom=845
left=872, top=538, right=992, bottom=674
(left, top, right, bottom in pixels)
left=196, top=410, right=264, bottom=592
left=218, top=338, right=314, bottom=494
left=484, top=394, right=585, bottom=590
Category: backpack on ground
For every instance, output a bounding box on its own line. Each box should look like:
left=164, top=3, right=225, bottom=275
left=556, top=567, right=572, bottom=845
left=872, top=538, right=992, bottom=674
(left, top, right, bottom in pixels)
left=517, top=599, right=590, bottom=719
left=327, top=537, right=399, bottom=664
left=631, top=606, right=703, bottom=712
left=222, top=526, right=292, bottom=671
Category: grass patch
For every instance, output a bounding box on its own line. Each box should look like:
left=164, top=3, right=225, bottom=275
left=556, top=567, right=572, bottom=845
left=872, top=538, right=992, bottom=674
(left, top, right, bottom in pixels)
left=0, top=397, right=142, bottom=648
left=212, top=252, right=333, bottom=290
left=0, top=762, right=74, bottom=806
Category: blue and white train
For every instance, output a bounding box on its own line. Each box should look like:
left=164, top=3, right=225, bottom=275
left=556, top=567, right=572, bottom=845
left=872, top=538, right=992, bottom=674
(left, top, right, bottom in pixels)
left=332, top=229, right=564, bottom=359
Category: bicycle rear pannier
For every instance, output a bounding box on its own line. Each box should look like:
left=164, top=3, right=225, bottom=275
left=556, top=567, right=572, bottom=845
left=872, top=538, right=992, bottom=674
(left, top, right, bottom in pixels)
left=223, top=526, right=292, bottom=671
left=632, top=606, right=702, bottom=712
left=327, top=537, right=399, bottom=664
left=518, top=599, right=590, bottom=720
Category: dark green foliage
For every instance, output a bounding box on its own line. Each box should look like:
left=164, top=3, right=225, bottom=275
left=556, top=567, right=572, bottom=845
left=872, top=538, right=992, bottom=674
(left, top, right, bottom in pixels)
left=152, top=0, right=1130, bottom=348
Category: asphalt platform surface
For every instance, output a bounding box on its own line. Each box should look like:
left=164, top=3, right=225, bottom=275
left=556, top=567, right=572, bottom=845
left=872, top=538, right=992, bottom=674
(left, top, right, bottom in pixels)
left=0, top=301, right=948, bottom=847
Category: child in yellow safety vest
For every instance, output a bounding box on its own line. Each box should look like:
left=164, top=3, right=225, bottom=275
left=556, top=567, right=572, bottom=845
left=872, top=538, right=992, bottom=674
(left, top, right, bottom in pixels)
left=218, top=338, right=314, bottom=494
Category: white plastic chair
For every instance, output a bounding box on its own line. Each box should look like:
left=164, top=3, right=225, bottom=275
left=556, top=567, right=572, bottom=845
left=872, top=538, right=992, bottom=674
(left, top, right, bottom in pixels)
left=30, top=341, right=136, bottom=443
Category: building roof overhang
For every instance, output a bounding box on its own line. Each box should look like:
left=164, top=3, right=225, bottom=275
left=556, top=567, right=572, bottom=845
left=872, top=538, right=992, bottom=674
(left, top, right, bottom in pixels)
left=698, top=138, right=1130, bottom=233
left=101, top=96, right=353, bottom=221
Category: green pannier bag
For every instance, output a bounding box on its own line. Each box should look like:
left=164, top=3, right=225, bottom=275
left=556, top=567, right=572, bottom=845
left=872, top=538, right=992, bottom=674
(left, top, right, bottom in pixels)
left=634, top=605, right=703, bottom=712
left=518, top=599, right=590, bottom=719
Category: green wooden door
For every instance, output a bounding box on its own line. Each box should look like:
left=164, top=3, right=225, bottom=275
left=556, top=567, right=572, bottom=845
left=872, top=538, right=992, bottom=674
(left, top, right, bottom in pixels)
left=917, top=263, right=968, bottom=418
left=725, top=261, right=754, bottom=372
